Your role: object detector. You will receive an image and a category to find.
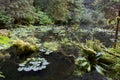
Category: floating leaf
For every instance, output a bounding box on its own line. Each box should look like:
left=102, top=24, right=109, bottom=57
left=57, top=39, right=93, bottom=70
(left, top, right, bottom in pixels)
left=18, top=57, right=50, bottom=72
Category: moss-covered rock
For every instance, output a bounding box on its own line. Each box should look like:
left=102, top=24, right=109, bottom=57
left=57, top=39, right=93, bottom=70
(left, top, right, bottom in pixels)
left=0, top=52, right=10, bottom=61
left=8, top=39, right=38, bottom=59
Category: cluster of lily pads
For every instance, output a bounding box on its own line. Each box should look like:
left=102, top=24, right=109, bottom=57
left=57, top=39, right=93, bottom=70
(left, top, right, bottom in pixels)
left=18, top=57, right=50, bottom=72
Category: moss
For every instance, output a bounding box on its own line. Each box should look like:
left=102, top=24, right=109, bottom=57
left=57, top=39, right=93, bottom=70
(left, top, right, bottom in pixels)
left=0, top=35, right=12, bottom=50
left=12, top=39, right=38, bottom=56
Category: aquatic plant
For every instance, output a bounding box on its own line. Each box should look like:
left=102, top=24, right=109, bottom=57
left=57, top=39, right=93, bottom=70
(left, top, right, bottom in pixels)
left=18, top=57, right=49, bottom=72
left=43, top=41, right=60, bottom=51
left=38, top=41, right=60, bottom=55
left=12, top=27, right=31, bottom=39
left=40, top=48, right=53, bottom=55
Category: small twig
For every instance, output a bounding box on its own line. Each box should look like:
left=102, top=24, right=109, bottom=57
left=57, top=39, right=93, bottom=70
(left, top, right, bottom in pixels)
left=114, top=9, right=120, bottom=48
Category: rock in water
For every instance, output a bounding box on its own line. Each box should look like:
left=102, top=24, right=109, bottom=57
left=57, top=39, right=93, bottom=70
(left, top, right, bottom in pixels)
left=0, top=51, right=75, bottom=80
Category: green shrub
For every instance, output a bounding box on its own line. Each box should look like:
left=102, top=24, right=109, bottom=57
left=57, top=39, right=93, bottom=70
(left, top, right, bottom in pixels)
left=0, top=11, right=13, bottom=28
left=7, top=0, right=35, bottom=25
left=26, top=15, right=35, bottom=25
left=35, top=11, right=53, bottom=25
left=81, top=8, right=106, bottom=27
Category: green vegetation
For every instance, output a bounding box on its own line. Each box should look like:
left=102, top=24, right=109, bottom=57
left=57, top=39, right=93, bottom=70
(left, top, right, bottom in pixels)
left=35, top=11, right=53, bottom=25
left=0, top=11, right=13, bottom=28
left=0, top=71, right=5, bottom=78
left=0, top=36, right=12, bottom=50
left=0, top=0, right=120, bottom=80
left=12, top=39, right=38, bottom=56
